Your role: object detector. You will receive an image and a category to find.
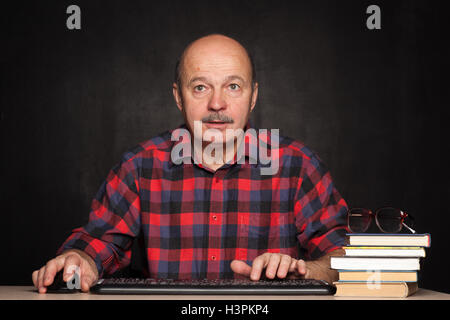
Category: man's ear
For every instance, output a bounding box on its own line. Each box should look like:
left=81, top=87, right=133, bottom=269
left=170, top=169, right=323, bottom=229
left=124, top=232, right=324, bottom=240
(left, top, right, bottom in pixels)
left=173, top=82, right=183, bottom=112
left=250, top=82, right=259, bottom=112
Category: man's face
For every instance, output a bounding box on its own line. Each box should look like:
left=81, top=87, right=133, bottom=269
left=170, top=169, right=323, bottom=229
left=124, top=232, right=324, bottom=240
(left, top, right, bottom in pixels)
left=173, top=36, right=258, bottom=143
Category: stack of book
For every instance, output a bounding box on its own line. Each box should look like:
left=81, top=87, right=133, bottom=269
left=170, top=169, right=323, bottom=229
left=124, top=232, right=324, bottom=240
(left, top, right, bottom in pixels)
left=331, top=233, right=431, bottom=297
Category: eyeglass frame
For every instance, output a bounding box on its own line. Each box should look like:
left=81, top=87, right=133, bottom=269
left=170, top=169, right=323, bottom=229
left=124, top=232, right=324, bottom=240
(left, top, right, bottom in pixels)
left=347, top=206, right=416, bottom=234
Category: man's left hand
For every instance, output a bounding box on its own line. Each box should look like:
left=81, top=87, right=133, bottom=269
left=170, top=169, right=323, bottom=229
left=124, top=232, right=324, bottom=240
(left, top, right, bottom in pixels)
left=230, top=253, right=310, bottom=281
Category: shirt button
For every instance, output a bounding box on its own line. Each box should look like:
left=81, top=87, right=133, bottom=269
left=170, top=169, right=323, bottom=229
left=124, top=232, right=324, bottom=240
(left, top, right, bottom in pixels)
left=211, top=255, right=216, bottom=261
left=212, top=215, right=217, bottom=221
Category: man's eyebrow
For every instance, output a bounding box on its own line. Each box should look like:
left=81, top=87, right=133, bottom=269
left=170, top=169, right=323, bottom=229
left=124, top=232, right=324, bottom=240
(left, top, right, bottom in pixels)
left=188, top=75, right=246, bottom=86
left=188, top=76, right=209, bottom=85
left=224, top=75, right=245, bottom=83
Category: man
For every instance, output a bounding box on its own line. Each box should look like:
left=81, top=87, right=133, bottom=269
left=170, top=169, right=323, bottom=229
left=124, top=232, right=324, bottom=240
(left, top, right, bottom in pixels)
left=32, top=34, right=348, bottom=293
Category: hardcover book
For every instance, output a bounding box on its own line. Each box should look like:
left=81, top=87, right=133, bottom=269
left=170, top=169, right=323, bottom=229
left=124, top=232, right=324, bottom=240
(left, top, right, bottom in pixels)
left=334, top=281, right=418, bottom=298
left=330, top=256, right=420, bottom=271
left=338, top=270, right=418, bottom=282
left=346, top=233, right=431, bottom=247
left=342, top=246, right=426, bottom=257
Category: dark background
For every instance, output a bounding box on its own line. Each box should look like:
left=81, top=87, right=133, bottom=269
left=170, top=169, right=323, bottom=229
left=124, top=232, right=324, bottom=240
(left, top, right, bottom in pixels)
left=2, top=0, right=449, bottom=293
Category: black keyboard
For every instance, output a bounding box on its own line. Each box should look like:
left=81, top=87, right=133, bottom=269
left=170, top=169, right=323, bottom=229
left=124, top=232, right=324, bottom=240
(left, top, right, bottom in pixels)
left=90, top=278, right=336, bottom=295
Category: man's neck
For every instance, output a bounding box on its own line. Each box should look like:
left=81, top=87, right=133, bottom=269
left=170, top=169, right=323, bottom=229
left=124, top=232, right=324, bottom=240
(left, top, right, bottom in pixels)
left=194, top=137, right=242, bottom=172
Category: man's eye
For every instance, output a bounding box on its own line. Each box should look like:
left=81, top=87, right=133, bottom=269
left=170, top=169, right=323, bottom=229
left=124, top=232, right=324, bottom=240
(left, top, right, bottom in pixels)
left=194, top=85, right=206, bottom=92
left=229, top=83, right=240, bottom=90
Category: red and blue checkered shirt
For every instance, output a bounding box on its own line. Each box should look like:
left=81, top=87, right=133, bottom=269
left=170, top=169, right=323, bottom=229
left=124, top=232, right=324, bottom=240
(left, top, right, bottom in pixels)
left=57, top=124, right=348, bottom=279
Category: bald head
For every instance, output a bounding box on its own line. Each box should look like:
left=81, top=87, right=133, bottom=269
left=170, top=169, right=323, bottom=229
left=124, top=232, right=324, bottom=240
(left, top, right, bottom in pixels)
left=174, top=34, right=256, bottom=89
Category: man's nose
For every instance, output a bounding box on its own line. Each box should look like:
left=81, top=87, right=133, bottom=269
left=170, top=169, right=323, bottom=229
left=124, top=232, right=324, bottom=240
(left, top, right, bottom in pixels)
left=207, top=89, right=227, bottom=111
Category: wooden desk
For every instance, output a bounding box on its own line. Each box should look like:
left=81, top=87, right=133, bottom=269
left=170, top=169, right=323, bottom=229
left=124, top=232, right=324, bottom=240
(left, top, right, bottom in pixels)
left=0, top=286, right=449, bottom=300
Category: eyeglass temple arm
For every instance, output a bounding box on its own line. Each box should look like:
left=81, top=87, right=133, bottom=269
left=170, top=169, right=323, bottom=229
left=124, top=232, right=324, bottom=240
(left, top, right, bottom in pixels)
left=402, top=222, right=416, bottom=234
left=401, top=211, right=416, bottom=234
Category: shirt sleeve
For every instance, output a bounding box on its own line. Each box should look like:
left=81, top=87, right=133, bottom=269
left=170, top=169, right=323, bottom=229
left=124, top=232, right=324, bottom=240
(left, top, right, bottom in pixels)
left=56, top=155, right=141, bottom=278
left=294, top=152, right=349, bottom=260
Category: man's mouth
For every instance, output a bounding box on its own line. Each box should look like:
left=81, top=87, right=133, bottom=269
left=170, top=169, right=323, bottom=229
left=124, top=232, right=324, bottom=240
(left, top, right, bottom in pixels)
left=204, top=120, right=228, bottom=126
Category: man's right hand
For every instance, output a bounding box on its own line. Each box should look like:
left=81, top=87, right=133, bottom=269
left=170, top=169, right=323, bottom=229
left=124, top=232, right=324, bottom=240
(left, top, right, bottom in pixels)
left=31, top=249, right=99, bottom=294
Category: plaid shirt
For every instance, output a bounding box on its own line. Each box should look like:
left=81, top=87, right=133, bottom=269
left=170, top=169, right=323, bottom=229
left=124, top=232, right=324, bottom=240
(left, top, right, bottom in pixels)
left=57, top=124, right=348, bottom=279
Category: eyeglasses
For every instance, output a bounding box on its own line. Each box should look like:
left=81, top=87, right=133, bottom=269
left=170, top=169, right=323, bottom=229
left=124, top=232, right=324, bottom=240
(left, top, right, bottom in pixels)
left=347, top=207, right=416, bottom=234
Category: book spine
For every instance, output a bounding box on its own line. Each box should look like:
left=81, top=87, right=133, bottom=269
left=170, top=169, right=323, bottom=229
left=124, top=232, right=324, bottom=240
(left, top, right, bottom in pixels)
left=337, top=271, right=418, bottom=282
left=346, top=233, right=431, bottom=247
left=330, top=257, right=420, bottom=270
left=343, top=249, right=425, bottom=257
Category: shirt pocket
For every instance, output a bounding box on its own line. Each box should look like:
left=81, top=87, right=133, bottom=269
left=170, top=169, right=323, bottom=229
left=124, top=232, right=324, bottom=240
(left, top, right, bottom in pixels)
left=246, top=212, right=297, bottom=255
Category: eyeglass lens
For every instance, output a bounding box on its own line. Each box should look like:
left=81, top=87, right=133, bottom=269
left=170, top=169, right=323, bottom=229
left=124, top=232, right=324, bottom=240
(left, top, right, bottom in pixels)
left=376, top=208, right=403, bottom=233
left=348, top=208, right=372, bottom=233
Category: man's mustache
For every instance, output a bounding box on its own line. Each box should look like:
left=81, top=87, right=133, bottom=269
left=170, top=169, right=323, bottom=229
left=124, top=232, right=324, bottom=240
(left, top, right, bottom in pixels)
left=201, top=113, right=234, bottom=123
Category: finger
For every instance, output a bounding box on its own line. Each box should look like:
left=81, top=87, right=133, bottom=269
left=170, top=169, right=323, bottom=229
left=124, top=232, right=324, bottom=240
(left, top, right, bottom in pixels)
left=43, top=258, right=65, bottom=286
left=230, top=260, right=252, bottom=277
left=42, top=260, right=57, bottom=287
left=63, top=253, right=82, bottom=282
left=80, top=273, right=97, bottom=292
left=296, top=259, right=307, bottom=276
left=276, top=255, right=292, bottom=279
left=265, top=254, right=281, bottom=279
left=250, top=254, right=270, bottom=281
left=288, top=259, right=298, bottom=273
left=37, top=266, right=47, bottom=293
